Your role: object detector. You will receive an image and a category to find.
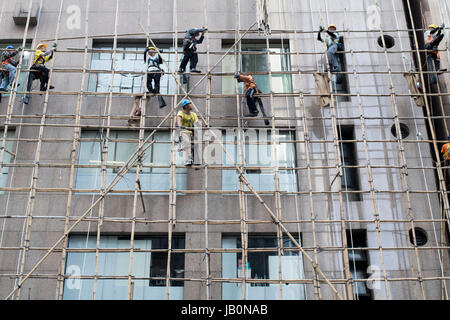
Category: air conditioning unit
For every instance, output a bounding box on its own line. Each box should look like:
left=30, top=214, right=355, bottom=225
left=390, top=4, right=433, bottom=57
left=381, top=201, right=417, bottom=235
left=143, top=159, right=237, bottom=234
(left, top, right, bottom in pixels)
left=13, top=2, right=39, bottom=26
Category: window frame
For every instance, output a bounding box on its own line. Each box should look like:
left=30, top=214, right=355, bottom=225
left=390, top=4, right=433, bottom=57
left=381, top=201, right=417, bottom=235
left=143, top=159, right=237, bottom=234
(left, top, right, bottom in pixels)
left=88, top=41, right=185, bottom=95
left=75, top=129, right=187, bottom=194
left=221, top=129, right=298, bottom=192
left=221, top=40, right=293, bottom=94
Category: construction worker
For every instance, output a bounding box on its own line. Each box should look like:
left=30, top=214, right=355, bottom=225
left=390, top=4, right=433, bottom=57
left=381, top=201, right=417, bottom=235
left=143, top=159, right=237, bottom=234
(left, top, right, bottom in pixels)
left=317, top=24, right=342, bottom=73
left=441, top=134, right=450, bottom=161
left=177, top=99, right=198, bottom=166
left=0, top=45, right=22, bottom=92
left=178, top=28, right=207, bottom=73
left=234, top=72, right=270, bottom=126
left=425, top=24, right=446, bottom=77
left=144, top=46, right=166, bottom=108
left=442, top=134, right=450, bottom=180
left=30, top=43, right=56, bottom=91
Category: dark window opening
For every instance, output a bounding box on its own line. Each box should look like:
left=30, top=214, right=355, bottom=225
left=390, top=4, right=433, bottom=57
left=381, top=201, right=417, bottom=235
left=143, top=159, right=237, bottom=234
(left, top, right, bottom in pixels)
left=391, top=123, right=410, bottom=139
left=346, top=229, right=373, bottom=300
left=149, top=236, right=185, bottom=287
left=334, top=37, right=350, bottom=102
left=377, top=35, right=396, bottom=49
left=409, top=228, right=428, bottom=246
left=338, top=125, right=361, bottom=201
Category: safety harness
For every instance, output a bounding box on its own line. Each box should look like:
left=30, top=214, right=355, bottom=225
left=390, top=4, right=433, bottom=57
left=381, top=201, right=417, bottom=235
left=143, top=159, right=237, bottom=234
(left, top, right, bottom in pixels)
left=147, top=54, right=161, bottom=70
left=1, top=57, right=14, bottom=74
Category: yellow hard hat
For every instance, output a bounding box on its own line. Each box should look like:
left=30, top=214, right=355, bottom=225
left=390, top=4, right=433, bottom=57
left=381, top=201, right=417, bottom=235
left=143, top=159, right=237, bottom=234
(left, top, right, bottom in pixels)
left=328, top=24, right=337, bottom=30
left=37, top=43, right=47, bottom=51
left=428, top=24, right=438, bottom=29
left=148, top=46, right=156, bottom=51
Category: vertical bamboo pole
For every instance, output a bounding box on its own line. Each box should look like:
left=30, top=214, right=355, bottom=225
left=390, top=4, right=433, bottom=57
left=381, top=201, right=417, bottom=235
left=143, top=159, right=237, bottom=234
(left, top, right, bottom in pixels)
left=290, top=0, right=321, bottom=299
left=262, top=14, right=285, bottom=300
left=164, top=0, right=178, bottom=300
left=15, top=0, right=65, bottom=300
left=57, top=0, right=91, bottom=300
left=234, top=0, right=248, bottom=300
left=318, top=0, right=354, bottom=300
left=93, top=0, right=120, bottom=300
left=203, top=0, right=212, bottom=300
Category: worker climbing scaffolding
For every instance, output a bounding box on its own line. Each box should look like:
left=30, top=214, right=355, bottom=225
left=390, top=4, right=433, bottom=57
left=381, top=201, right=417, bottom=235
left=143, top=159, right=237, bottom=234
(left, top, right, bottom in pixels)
left=23, top=42, right=57, bottom=105
left=234, top=71, right=270, bottom=126
left=0, top=46, right=22, bottom=92
left=177, top=99, right=198, bottom=166
left=317, top=24, right=343, bottom=74
left=425, top=23, right=446, bottom=84
left=178, top=28, right=207, bottom=73
left=441, top=134, right=450, bottom=184
left=144, top=46, right=166, bottom=108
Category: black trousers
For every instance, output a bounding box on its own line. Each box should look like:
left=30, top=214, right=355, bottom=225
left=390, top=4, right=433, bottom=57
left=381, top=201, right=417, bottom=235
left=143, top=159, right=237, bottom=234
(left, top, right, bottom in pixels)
left=180, top=48, right=198, bottom=71
left=425, top=33, right=444, bottom=75
left=147, top=72, right=161, bottom=93
left=427, top=53, right=441, bottom=72
left=27, top=64, right=49, bottom=91
left=246, top=88, right=258, bottom=114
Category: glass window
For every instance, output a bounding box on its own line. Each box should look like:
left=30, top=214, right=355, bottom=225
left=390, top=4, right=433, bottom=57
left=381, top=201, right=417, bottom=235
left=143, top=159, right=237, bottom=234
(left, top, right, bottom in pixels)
left=222, top=42, right=292, bottom=94
left=62, top=235, right=185, bottom=300
left=222, top=235, right=306, bottom=300
left=75, top=130, right=187, bottom=193
left=88, top=42, right=183, bottom=94
left=222, top=130, right=297, bottom=192
left=0, top=41, right=32, bottom=95
left=0, top=130, right=15, bottom=189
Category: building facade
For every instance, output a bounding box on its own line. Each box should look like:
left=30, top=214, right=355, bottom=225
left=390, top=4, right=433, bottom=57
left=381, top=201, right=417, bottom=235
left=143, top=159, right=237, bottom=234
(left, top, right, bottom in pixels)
left=0, top=0, right=449, bottom=300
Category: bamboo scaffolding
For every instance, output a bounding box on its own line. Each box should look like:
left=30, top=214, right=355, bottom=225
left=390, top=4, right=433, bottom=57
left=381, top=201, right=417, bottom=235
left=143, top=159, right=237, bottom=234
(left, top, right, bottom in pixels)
left=202, top=0, right=212, bottom=300
left=234, top=0, right=249, bottom=300
left=37, top=26, right=450, bottom=43
left=14, top=0, right=64, bottom=300
left=317, top=1, right=354, bottom=299
left=0, top=0, right=449, bottom=301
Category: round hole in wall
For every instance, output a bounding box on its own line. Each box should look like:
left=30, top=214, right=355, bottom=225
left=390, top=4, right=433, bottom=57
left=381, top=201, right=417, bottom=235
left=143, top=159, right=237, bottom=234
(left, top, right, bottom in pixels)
left=377, top=35, right=396, bottom=49
left=391, top=123, right=410, bottom=139
left=409, top=228, right=428, bottom=246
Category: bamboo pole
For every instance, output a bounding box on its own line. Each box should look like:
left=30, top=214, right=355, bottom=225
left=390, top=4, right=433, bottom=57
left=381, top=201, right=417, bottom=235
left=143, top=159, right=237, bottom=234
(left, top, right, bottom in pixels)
left=1, top=0, right=449, bottom=301
left=57, top=0, right=91, bottom=300
left=203, top=0, right=212, bottom=300
left=15, top=0, right=64, bottom=300
left=318, top=1, right=354, bottom=300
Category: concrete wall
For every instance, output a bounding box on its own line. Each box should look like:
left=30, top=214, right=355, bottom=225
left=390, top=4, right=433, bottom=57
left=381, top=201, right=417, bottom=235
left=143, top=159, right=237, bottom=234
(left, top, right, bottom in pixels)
left=0, top=0, right=448, bottom=300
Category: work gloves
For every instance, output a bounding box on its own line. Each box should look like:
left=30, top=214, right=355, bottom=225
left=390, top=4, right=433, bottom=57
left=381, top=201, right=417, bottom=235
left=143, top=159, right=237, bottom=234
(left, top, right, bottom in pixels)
left=234, top=71, right=241, bottom=79
left=319, top=25, right=324, bottom=32
left=52, top=42, right=57, bottom=51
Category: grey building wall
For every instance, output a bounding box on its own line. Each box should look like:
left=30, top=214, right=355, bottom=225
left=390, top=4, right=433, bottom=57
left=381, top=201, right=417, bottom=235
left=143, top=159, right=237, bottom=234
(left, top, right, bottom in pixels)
left=0, top=0, right=448, bottom=300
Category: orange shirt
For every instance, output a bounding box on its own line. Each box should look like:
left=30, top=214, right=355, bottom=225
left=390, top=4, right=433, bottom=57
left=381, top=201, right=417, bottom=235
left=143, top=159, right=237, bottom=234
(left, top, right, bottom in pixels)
left=441, top=143, right=450, bottom=160
left=238, top=74, right=258, bottom=92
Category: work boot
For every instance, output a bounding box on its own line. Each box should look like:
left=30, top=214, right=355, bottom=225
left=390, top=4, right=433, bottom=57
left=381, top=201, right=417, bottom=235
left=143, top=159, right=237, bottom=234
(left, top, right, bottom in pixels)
left=245, top=111, right=259, bottom=117
left=178, top=68, right=185, bottom=73
left=23, top=95, right=30, bottom=104
left=264, top=119, right=270, bottom=126
left=184, top=158, right=193, bottom=166
left=190, top=69, right=201, bottom=73
left=0, top=88, right=7, bottom=92
left=158, top=95, right=167, bottom=108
